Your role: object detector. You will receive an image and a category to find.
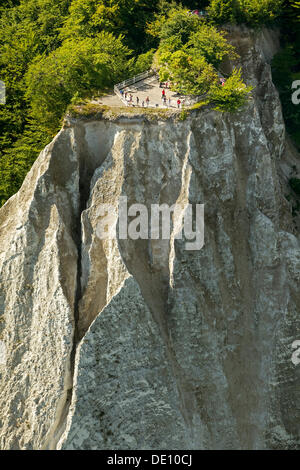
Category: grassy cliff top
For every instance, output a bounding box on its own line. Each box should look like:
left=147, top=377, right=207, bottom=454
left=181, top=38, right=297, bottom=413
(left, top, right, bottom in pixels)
left=66, top=100, right=210, bottom=122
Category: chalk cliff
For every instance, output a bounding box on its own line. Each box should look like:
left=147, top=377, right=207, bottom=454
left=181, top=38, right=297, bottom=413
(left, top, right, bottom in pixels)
left=0, top=28, right=299, bottom=450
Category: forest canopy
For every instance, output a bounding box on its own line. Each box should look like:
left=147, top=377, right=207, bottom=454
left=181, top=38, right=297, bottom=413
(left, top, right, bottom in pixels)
left=0, top=0, right=298, bottom=206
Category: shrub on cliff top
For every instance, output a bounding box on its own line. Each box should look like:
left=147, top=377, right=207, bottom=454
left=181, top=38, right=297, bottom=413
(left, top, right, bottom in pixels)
left=159, top=51, right=219, bottom=95
left=152, top=9, right=241, bottom=96
left=208, top=68, right=253, bottom=112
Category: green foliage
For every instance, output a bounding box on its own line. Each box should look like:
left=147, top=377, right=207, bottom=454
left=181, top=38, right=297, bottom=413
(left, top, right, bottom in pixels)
left=25, top=33, right=132, bottom=131
left=147, top=6, right=203, bottom=43
left=207, top=0, right=240, bottom=24
left=187, top=25, right=238, bottom=67
left=207, top=0, right=283, bottom=26
left=190, top=99, right=210, bottom=109
left=159, top=51, right=219, bottom=95
left=0, top=122, right=52, bottom=206
left=294, top=1, right=300, bottom=17
left=0, top=0, right=71, bottom=204
left=60, top=0, right=159, bottom=51
left=154, top=9, right=241, bottom=97
left=242, top=0, right=283, bottom=25
left=179, top=109, right=188, bottom=120
left=0, top=0, right=70, bottom=149
left=208, top=68, right=253, bottom=111
left=134, top=49, right=156, bottom=74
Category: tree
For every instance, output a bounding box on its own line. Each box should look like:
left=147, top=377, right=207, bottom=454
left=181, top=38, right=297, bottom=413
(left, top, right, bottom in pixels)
left=134, top=49, right=156, bottom=74
left=156, top=18, right=239, bottom=97
left=207, top=0, right=241, bottom=24
left=207, top=0, right=283, bottom=25
left=147, top=6, right=202, bottom=43
left=25, top=32, right=132, bottom=130
left=60, top=0, right=160, bottom=51
left=159, top=51, right=218, bottom=95
left=241, top=0, right=283, bottom=25
left=0, top=0, right=157, bottom=208
left=293, top=1, right=300, bottom=17
left=186, top=24, right=238, bottom=67
left=0, top=0, right=70, bottom=154
left=208, top=68, right=253, bottom=111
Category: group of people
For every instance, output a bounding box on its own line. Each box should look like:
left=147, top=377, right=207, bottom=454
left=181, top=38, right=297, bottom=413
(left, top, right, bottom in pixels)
left=117, top=72, right=226, bottom=110
left=161, top=88, right=183, bottom=108
left=121, top=90, right=151, bottom=107
left=161, top=88, right=169, bottom=106
left=120, top=90, right=150, bottom=107
left=119, top=85, right=184, bottom=109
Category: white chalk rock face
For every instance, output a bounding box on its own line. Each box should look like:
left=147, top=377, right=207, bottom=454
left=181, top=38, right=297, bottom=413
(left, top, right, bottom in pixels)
left=0, top=28, right=299, bottom=449
left=59, top=277, right=189, bottom=450
left=0, top=130, right=80, bottom=449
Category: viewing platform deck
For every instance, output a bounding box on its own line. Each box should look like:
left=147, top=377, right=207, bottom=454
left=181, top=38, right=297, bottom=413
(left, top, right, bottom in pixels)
left=96, top=72, right=203, bottom=109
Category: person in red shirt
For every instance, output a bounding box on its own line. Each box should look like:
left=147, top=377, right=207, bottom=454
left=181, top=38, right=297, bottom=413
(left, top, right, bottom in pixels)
left=177, top=99, right=181, bottom=108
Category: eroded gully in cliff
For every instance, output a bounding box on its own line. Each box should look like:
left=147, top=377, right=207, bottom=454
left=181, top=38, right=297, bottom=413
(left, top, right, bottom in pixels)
left=46, top=122, right=200, bottom=449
